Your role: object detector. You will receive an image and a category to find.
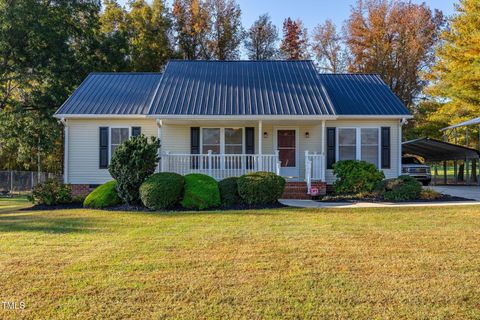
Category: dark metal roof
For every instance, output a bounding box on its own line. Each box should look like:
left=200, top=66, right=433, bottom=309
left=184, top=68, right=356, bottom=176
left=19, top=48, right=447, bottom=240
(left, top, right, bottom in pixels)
left=403, top=138, right=480, bottom=161
left=148, top=60, right=335, bottom=116
left=55, top=73, right=163, bottom=115
left=318, top=74, right=410, bottom=115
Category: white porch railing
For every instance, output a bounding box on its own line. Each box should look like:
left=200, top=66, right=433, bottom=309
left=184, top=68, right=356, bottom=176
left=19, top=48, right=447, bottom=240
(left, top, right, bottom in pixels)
left=160, top=151, right=281, bottom=180
left=305, top=151, right=326, bottom=194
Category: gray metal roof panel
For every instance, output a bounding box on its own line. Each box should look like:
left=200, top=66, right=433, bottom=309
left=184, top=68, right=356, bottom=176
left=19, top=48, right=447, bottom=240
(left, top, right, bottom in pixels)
left=148, top=60, right=336, bottom=116
left=318, top=73, right=411, bottom=115
left=55, top=73, right=163, bottom=115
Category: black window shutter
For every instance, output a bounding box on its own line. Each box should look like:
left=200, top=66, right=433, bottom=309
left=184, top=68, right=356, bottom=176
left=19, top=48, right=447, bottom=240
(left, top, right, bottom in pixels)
left=326, top=127, right=336, bottom=169
left=245, top=127, right=255, bottom=154
left=131, top=127, right=141, bottom=137
left=99, top=127, right=109, bottom=169
left=191, top=127, right=200, bottom=169
left=381, top=127, right=391, bottom=169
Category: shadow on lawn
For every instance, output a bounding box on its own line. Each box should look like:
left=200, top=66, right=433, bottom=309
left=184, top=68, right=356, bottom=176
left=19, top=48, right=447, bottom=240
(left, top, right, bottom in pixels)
left=0, top=214, right=101, bottom=234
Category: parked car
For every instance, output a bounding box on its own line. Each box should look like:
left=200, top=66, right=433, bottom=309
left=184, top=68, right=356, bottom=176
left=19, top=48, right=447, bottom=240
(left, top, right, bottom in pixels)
left=402, top=156, right=431, bottom=186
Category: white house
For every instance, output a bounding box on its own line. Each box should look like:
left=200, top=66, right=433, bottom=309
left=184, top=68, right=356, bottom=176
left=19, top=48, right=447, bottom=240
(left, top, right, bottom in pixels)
left=54, top=60, right=411, bottom=198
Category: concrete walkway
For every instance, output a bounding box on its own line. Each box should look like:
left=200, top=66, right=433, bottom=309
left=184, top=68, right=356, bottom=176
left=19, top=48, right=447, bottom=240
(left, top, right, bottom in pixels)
left=279, top=199, right=480, bottom=209
left=429, top=185, right=480, bottom=201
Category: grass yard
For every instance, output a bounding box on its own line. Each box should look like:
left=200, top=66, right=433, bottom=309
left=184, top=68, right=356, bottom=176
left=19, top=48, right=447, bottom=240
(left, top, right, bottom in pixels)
left=1, top=199, right=479, bottom=319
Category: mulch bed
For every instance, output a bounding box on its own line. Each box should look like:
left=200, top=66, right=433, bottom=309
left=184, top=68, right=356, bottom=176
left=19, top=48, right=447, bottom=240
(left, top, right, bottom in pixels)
left=22, top=202, right=286, bottom=212
left=22, top=203, right=84, bottom=211
left=316, top=194, right=474, bottom=203
left=106, top=202, right=286, bottom=212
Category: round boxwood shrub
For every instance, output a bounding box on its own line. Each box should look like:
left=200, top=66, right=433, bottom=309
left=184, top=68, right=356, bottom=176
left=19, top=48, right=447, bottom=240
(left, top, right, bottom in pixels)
left=237, top=171, right=286, bottom=205
left=333, top=160, right=385, bottom=195
left=83, top=180, right=122, bottom=209
left=218, top=177, right=242, bottom=207
left=140, top=172, right=184, bottom=210
left=383, top=175, right=422, bottom=202
left=181, top=174, right=221, bottom=210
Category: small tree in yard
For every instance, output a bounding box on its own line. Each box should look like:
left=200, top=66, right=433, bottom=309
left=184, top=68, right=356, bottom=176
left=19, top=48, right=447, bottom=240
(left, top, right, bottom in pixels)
left=109, top=135, right=160, bottom=204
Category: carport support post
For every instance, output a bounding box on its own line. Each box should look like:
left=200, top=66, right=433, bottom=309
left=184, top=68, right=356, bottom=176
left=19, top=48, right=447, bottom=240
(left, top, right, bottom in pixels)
left=443, top=161, right=447, bottom=185
left=466, top=158, right=470, bottom=185
left=433, top=163, right=438, bottom=186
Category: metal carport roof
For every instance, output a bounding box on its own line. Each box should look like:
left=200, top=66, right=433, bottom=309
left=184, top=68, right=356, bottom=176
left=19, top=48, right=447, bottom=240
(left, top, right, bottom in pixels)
left=402, top=138, right=480, bottom=162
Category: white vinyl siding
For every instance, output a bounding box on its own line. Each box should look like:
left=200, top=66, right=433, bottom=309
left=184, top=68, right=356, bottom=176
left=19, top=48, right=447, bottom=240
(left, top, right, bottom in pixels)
left=66, top=119, right=157, bottom=184
left=325, top=119, right=401, bottom=183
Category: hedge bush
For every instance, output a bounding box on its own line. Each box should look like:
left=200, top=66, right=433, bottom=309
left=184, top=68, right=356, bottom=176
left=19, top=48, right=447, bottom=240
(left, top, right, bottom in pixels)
left=32, top=179, right=72, bottom=205
left=218, top=177, right=242, bottom=207
left=181, top=174, right=221, bottom=210
left=108, top=135, right=160, bottom=204
left=383, top=175, right=422, bottom=202
left=333, top=160, right=385, bottom=195
left=237, top=172, right=286, bottom=205
left=140, top=172, right=184, bottom=210
left=83, top=180, right=122, bottom=209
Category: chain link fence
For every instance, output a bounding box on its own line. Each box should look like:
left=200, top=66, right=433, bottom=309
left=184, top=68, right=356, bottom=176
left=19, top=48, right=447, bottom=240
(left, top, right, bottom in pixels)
left=0, top=171, right=63, bottom=194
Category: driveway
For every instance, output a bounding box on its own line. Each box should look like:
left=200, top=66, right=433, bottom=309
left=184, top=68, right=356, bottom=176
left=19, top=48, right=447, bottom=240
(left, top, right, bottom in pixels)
left=430, top=185, right=480, bottom=201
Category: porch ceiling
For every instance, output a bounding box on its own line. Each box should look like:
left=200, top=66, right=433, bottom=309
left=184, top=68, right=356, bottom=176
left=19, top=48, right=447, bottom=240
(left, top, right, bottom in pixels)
left=161, top=119, right=323, bottom=126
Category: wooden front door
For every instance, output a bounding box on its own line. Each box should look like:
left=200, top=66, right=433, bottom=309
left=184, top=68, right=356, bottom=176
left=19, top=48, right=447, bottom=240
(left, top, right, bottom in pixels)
left=276, top=129, right=298, bottom=178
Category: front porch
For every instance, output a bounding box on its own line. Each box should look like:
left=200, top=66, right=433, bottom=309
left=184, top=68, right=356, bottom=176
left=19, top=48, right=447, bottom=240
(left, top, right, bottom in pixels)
left=157, top=119, right=328, bottom=194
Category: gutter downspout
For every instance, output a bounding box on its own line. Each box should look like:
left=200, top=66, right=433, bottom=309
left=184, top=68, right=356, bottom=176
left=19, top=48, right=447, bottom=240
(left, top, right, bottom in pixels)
left=399, top=118, right=407, bottom=177
left=60, top=118, right=68, bottom=184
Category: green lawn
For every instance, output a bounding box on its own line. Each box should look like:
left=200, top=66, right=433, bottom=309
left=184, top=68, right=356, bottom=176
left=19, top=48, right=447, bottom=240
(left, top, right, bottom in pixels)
left=1, top=199, right=480, bottom=319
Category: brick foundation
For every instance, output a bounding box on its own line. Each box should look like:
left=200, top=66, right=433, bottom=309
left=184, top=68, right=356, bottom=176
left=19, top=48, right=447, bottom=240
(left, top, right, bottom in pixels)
left=71, top=184, right=95, bottom=197
left=281, top=181, right=327, bottom=199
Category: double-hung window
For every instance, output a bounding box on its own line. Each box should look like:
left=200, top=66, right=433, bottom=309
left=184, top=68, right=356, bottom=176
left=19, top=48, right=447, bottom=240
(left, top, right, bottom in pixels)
left=337, top=128, right=380, bottom=167
left=201, top=128, right=244, bottom=169
left=110, top=127, right=130, bottom=160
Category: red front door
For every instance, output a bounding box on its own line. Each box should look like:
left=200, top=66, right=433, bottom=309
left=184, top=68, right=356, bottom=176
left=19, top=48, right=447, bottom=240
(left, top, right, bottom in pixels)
left=277, top=129, right=298, bottom=177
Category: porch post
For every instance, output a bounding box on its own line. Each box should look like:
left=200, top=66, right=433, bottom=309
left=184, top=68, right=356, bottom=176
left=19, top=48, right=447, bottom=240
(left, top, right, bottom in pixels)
left=321, top=120, right=326, bottom=182
left=258, top=120, right=263, bottom=171
left=156, top=119, right=162, bottom=173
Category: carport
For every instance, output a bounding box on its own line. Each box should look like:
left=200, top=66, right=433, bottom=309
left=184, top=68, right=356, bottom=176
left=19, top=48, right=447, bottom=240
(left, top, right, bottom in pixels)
left=402, top=138, right=480, bottom=185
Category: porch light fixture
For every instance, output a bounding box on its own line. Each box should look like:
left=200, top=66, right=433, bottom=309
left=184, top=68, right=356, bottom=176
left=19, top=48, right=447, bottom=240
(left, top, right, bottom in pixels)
left=263, top=131, right=268, bottom=138
left=305, top=131, right=310, bottom=138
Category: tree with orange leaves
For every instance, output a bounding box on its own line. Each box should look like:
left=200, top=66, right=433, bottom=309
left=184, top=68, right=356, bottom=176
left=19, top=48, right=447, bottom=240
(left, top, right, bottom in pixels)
left=345, top=0, right=443, bottom=107
left=280, top=18, right=309, bottom=60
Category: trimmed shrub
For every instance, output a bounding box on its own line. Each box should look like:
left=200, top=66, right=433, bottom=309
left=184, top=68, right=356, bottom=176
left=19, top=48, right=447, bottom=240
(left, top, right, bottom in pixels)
left=108, top=135, right=160, bottom=205
left=218, top=177, right=242, bottom=207
left=420, top=188, right=442, bottom=200
left=333, top=160, right=385, bottom=195
left=32, top=179, right=72, bottom=205
left=237, top=172, right=286, bottom=205
left=83, top=180, right=122, bottom=209
left=181, top=174, right=221, bottom=210
left=383, top=175, right=422, bottom=202
left=140, top=173, right=184, bottom=210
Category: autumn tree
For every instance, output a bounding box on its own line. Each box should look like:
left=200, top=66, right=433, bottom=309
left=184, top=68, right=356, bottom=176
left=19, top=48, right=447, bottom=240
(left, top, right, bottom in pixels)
left=172, top=0, right=211, bottom=59
left=345, top=0, right=443, bottom=107
left=127, top=0, right=173, bottom=71
left=280, top=18, right=309, bottom=60
left=205, top=0, right=243, bottom=60
left=425, top=0, right=480, bottom=128
left=312, top=19, right=347, bottom=73
left=244, top=14, right=278, bottom=60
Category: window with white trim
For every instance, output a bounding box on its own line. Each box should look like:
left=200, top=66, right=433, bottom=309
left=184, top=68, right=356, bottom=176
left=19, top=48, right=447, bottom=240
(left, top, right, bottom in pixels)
left=337, top=128, right=380, bottom=167
left=338, top=128, right=356, bottom=161
left=361, top=128, right=379, bottom=167
left=201, top=128, right=244, bottom=154
left=110, top=127, right=130, bottom=159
